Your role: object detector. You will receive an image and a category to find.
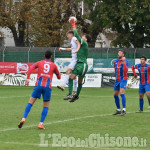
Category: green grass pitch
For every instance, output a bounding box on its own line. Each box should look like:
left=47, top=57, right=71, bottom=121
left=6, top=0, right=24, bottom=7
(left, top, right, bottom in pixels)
left=0, top=86, right=149, bottom=150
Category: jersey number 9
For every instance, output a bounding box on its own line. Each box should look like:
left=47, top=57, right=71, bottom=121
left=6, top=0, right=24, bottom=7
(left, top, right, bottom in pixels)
left=44, top=64, right=50, bottom=73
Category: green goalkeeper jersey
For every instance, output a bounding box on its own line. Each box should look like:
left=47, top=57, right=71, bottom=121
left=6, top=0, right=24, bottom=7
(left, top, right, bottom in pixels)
left=74, top=30, right=89, bottom=63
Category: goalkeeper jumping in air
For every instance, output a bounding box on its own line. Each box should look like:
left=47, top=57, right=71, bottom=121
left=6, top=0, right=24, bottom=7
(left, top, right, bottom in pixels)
left=67, top=17, right=91, bottom=102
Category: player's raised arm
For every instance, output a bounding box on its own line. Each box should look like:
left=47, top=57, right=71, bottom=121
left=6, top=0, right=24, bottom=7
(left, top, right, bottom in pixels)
left=132, top=65, right=138, bottom=77
left=121, top=57, right=129, bottom=72
left=69, top=17, right=82, bottom=43
left=25, top=62, right=39, bottom=85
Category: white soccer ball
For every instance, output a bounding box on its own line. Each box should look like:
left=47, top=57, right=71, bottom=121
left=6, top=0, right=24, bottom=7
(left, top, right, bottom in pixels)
left=69, top=16, right=77, bottom=23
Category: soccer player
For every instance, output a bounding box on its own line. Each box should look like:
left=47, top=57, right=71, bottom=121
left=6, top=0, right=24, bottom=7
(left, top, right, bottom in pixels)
left=67, top=17, right=91, bottom=102
left=113, top=50, right=129, bottom=116
left=57, top=31, right=81, bottom=100
left=18, top=51, right=61, bottom=129
left=132, top=56, right=150, bottom=112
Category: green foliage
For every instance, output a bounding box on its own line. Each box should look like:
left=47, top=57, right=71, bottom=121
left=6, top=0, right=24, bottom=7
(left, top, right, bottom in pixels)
left=1, top=0, right=150, bottom=47
left=84, top=0, right=150, bottom=48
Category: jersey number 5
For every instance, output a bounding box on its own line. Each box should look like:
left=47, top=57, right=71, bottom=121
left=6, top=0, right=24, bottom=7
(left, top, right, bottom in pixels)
left=44, top=64, right=50, bottom=73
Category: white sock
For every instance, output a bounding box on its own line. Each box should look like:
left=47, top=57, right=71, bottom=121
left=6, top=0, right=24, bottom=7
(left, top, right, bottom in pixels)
left=40, top=122, right=43, bottom=125
left=73, top=78, right=78, bottom=92
left=62, top=74, right=70, bottom=86
left=123, top=108, right=126, bottom=111
left=117, top=109, right=121, bottom=111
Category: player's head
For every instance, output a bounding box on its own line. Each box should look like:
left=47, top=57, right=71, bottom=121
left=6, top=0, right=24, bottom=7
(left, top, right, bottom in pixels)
left=118, top=50, right=126, bottom=59
left=140, top=56, right=147, bottom=65
left=82, top=34, right=91, bottom=43
left=45, top=50, right=52, bottom=59
left=67, top=30, right=74, bottom=40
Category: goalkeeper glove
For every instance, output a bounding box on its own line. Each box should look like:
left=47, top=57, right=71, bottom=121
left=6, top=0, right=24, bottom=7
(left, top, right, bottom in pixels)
left=70, top=18, right=77, bottom=29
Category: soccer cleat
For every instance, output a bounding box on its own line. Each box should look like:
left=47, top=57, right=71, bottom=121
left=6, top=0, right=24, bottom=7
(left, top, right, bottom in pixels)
left=112, top=110, right=121, bottom=115
left=69, top=96, right=79, bottom=103
left=72, top=91, right=77, bottom=96
left=18, top=118, right=26, bottom=128
left=121, top=110, right=126, bottom=116
left=57, top=85, right=65, bottom=91
left=136, top=110, right=143, bottom=113
left=38, top=123, right=45, bottom=130
left=64, top=94, right=73, bottom=100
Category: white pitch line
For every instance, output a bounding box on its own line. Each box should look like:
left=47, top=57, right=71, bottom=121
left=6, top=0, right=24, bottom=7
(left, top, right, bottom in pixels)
left=0, top=111, right=149, bottom=132
left=0, top=141, right=39, bottom=146
left=0, top=94, right=140, bottom=99
left=0, top=113, right=112, bottom=132
left=0, top=96, right=29, bottom=99
left=0, top=141, right=143, bottom=150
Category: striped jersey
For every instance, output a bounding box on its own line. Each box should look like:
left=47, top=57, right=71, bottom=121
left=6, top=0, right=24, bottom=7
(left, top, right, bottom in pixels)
left=132, top=63, right=150, bottom=85
left=114, top=59, right=129, bottom=81
left=27, top=60, right=61, bottom=89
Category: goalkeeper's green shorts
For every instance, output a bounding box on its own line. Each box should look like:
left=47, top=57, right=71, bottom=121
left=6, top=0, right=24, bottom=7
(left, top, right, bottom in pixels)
left=72, top=62, right=88, bottom=79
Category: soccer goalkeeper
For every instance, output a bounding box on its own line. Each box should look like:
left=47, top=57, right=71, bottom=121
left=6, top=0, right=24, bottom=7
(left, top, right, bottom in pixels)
left=67, top=18, right=91, bottom=102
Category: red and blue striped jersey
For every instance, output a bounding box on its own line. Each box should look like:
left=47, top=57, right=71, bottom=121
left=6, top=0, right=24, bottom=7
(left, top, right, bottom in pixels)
left=132, top=63, right=149, bottom=85
left=27, top=60, right=61, bottom=89
left=114, top=59, right=129, bottom=81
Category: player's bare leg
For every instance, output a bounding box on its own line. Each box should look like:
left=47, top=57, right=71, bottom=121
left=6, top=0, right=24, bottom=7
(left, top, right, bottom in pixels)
left=69, top=77, right=82, bottom=102
left=38, top=101, right=50, bottom=130
left=136, top=93, right=144, bottom=113
left=146, top=91, right=150, bottom=109
left=57, top=68, right=72, bottom=91
left=112, top=90, right=121, bottom=115
left=18, top=97, right=36, bottom=128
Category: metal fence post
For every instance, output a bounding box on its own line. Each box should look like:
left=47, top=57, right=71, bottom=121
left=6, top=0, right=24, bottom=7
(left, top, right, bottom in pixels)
left=3, top=46, right=6, bottom=62
left=134, top=48, right=137, bottom=64
left=54, top=47, right=57, bottom=61
left=107, top=48, right=109, bottom=59
left=134, top=48, right=137, bottom=61
left=28, top=47, right=31, bottom=62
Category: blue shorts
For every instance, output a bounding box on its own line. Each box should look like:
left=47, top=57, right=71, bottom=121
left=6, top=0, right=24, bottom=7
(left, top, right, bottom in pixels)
left=31, top=86, right=52, bottom=101
left=139, top=84, right=150, bottom=93
left=114, top=79, right=127, bottom=91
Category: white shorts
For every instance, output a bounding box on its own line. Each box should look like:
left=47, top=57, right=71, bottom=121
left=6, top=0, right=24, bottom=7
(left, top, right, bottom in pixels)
left=68, top=60, right=77, bottom=70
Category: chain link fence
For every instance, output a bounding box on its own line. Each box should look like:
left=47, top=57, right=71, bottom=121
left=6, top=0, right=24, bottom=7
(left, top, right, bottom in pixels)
left=0, top=47, right=150, bottom=63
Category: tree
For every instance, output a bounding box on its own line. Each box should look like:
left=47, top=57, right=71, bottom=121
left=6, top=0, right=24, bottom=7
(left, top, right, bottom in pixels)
left=28, top=0, right=94, bottom=47
left=27, top=0, right=102, bottom=47
left=84, top=0, right=150, bottom=48
left=28, top=0, right=71, bottom=47
left=71, top=0, right=103, bottom=47
left=0, top=0, right=34, bottom=46
left=0, top=0, right=101, bottom=47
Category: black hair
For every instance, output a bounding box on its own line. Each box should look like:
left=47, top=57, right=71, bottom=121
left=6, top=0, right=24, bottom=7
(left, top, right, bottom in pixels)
left=84, top=34, right=91, bottom=43
left=118, top=49, right=126, bottom=56
left=45, top=50, right=52, bottom=59
left=140, top=56, right=147, bottom=61
left=67, top=30, right=74, bottom=35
